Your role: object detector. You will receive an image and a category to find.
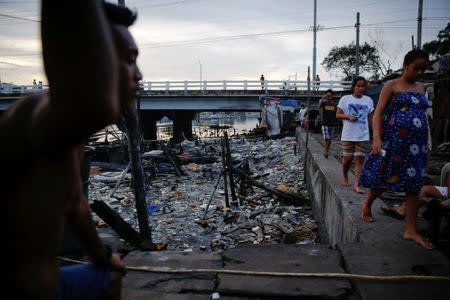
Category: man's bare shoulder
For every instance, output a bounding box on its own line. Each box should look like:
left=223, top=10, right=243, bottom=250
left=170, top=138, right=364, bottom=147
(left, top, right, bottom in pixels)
left=0, top=93, right=45, bottom=132
left=0, top=93, right=47, bottom=155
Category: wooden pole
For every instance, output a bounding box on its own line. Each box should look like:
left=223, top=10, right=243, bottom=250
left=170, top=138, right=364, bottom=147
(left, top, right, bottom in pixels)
left=224, top=131, right=238, bottom=204
left=221, top=137, right=230, bottom=207
left=124, top=106, right=151, bottom=243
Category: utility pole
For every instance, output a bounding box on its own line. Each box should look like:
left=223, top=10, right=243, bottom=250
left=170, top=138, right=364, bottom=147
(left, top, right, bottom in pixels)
left=118, top=0, right=152, bottom=243
left=312, top=0, right=317, bottom=80
left=355, top=12, right=360, bottom=77
left=417, top=0, right=423, bottom=49
left=411, top=35, right=415, bottom=50
left=199, top=61, right=202, bottom=83
left=303, top=66, right=311, bottom=182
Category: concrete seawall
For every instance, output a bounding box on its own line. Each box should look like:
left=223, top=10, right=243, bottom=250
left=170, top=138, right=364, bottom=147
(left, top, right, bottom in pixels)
left=296, top=128, right=440, bottom=246
left=297, top=128, right=363, bottom=246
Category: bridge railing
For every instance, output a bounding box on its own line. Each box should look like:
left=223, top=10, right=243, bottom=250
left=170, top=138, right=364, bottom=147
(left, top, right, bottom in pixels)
left=139, top=80, right=352, bottom=95
left=0, top=84, right=49, bottom=95
left=1, top=80, right=352, bottom=96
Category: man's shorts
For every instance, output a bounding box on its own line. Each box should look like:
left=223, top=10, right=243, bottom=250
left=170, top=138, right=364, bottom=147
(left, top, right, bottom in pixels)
left=321, top=126, right=335, bottom=140
left=341, top=141, right=369, bottom=157
left=57, top=264, right=110, bottom=300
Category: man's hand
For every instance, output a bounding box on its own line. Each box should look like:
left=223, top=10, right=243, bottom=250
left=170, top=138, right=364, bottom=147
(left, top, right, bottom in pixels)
left=110, top=253, right=127, bottom=276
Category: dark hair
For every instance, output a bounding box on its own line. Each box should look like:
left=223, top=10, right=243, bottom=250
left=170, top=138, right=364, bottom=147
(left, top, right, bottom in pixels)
left=324, top=89, right=333, bottom=94
left=351, top=76, right=367, bottom=88
left=103, top=1, right=137, bottom=27
left=403, top=49, right=429, bottom=67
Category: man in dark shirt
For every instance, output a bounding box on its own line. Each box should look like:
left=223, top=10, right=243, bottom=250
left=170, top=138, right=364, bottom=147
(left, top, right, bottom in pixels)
left=319, top=89, right=337, bottom=158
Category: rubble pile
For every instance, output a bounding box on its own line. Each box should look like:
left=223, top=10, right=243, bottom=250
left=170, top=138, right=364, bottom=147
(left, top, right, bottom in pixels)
left=89, top=136, right=318, bottom=252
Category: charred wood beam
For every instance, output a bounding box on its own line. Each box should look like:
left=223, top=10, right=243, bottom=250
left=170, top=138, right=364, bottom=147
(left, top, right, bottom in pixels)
left=229, top=166, right=306, bottom=205
left=90, top=200, right=153, bottom=250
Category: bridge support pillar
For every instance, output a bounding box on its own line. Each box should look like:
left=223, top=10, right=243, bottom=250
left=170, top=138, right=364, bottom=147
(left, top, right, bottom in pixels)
left=139, top=111, right=160, bottom=140
left=173, top=111, right=193, bottom=142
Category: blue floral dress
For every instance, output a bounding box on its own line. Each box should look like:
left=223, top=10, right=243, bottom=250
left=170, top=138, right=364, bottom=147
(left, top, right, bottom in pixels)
left=359, top=91, right=429, bottom=193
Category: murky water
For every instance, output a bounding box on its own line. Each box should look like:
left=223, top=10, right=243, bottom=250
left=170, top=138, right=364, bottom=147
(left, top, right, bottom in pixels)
left=157, top=112, right=261, bottom=140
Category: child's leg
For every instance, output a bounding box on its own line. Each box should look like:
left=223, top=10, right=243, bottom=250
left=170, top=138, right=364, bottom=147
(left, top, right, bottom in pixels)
left=342, top=156, right=353, bottom=186
left=341, top=141, right=354, bottom=187
left=353, top=156, right=365, bottom=193
left=353, top=141, right=369, bottom=194
left=403, top=191, right=434, bottom=249
left=361, top=189, right=383, bottom=222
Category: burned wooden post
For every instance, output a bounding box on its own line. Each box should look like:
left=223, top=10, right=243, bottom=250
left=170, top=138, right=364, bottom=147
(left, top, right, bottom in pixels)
left=110, top=161, right=131, bottom=198
left=224, top=131, right=238, bottom=205
left=202, top=172, right=224, bottom=220
left=159, top=141, right=184, bottom=176
left=221, top=137, right=230, bottom=207
left=123, top=105, right=151, bottom=244
left=238, top=158, right=250, bottom=204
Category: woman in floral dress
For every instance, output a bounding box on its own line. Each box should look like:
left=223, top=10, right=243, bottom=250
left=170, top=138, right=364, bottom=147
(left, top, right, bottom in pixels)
left=358, top=49, right=433, bottom=249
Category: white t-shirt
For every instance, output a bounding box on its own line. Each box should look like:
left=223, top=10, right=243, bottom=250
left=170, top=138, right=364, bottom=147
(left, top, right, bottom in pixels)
left=337, top=94, right=374, bottom=141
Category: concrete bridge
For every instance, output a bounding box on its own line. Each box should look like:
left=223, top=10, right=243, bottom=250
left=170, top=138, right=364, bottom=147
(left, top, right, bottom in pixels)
left=0, top=79, right=351, bottom=140
left=0, top=79, right=351, bottom=110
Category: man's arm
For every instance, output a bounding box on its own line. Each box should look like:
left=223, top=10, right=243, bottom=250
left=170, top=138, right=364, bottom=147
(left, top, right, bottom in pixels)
left=66, top=192, right=126, bottom=274
left=318, top=97, right=325, bottom=108
left=33, top=0, right=119, bottom=149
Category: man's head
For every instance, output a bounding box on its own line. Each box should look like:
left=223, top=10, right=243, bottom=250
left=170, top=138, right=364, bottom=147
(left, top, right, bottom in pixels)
left=324, top=89, right=333, bottom=100
left=103, top=2, right=142, bottom=113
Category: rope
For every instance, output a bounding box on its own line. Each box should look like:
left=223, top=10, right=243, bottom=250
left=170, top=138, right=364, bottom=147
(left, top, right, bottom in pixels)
left=58, top=257, right=450, bottom=282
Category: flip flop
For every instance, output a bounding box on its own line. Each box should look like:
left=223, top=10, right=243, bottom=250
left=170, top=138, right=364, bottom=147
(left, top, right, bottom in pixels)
left=381, top=206, right=405, bottom=220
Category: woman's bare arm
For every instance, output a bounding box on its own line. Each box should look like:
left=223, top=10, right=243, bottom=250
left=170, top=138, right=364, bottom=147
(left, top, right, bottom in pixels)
left=371, top=81, right=393, bottom=155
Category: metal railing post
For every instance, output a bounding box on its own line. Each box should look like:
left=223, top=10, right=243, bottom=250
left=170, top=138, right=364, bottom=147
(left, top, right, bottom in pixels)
left=223, top=80, right=227, bottom=91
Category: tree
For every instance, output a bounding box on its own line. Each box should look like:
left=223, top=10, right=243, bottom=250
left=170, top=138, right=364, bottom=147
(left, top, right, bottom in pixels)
left=321, top=42, right=381, bottom=80
left=423, top=22, right=450, bottom=58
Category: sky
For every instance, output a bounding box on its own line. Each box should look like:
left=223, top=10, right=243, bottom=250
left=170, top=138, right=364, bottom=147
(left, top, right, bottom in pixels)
left=0, top=0, right=449, bottom=85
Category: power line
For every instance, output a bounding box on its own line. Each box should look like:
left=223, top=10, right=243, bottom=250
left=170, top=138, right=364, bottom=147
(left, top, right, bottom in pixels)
left=139, top=27, right=313, bottom=49
left=0, top=13, right=39, bottom=22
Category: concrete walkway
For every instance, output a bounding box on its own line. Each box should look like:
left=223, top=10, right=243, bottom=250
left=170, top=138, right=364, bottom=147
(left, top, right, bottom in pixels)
left=95, top=130, right=450, bottom=299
